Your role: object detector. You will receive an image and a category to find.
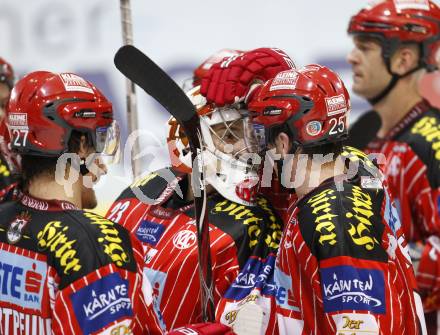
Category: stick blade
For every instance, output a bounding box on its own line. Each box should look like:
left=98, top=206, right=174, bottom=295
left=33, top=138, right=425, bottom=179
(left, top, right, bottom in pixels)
left=346, top=111, right=381, bottom=150
left=114, top=45, right=196, bottom=123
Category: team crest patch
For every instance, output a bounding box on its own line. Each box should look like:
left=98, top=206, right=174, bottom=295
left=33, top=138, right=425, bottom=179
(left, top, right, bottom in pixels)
left=306, top=121, right=322, bottom=136
left=7, top=212, right=31, bottom=244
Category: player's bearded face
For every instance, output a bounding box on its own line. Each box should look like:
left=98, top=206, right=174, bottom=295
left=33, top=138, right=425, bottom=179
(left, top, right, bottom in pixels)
left=347, top=36, right=392, bottom=99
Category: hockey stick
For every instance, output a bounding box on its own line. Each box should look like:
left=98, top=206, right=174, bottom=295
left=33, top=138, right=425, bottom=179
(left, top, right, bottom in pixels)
left=346, top=110, right=381, bottom=150
left=119, top=0, right=142, bottom=178
left=114, top=45, right=215, bottom=322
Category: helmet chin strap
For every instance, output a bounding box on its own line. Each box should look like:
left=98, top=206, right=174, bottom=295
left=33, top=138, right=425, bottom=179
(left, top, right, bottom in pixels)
left=368, top=61, right=423, bottom=105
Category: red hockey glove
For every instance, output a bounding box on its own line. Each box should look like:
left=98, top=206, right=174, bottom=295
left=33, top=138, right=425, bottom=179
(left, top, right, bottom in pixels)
left=200, top=48, right=295, bottom=106
left=168, top=323, right=236, bottom=335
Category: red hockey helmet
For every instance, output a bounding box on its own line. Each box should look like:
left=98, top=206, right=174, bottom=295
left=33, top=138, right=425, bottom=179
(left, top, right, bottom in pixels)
left=348, top=0, right=440, bottom=72
left=0, top=57, right=14, bottom=89
left=6, top=71, right=119, bottom=157
left=248, top=65, right=350, bottom=149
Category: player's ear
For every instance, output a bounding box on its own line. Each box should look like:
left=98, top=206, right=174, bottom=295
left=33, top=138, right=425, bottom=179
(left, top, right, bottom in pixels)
left=274, top=132, right=291, bottom=158
left=391, top=44, right=420, bottom=75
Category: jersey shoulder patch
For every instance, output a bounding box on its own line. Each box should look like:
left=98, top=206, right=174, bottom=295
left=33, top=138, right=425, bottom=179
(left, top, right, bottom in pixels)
left=397, top=108, right=440, bottom=187
left=298, top=181, right=387, bottom=262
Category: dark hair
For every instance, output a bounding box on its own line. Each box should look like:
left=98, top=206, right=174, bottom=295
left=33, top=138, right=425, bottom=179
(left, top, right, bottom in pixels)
left=21, top=131, right=91, bottom=189
left=268, top=125, right=345, bottom=157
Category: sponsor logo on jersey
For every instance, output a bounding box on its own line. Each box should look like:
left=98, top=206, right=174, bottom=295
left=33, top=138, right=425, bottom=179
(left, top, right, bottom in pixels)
left=0, top=308, right=51, bottom=334
left=8, top=113, right=28, bottom=128
left=345, top=186, right=380, bottom=251
left=37, top=220, right=82, bottom=274
left=269, top=70, right=299, bottom=91
left=213, top=197, right=282, bottom=249
left=84, top=212, right=130, bottom=267
left=332, top=313, right=379, bottom=334
left=325, top=94, right=348, bottom=116
left=59, top=73, right=94, bottom=94
left=321, top=265, right=385, bottom=314
left=7, top=212, right=31, bottom=244
left=0, top=250, right=46, bottom=310
left=143, top=268, right=167, bottom=329
left=172, top=230, right=196, bottom=250
left=411, top=116, right=440, bottom=160
left=136, top=221, right=165, bottom=246
left=71, top=273, right=133, bottom=334
left=307, top=188, right=338, bottom=246
left=226, top=256, right=277, bottom=300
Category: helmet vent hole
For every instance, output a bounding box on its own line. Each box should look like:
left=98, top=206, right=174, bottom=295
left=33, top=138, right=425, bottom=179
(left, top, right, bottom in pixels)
left=316, top=84, right=327, bottom=94
left=47, top=116, right=55, bottom=121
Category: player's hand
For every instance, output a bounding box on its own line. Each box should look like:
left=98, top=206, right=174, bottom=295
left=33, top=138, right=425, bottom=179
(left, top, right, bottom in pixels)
left=168, top=323, right=236, bottom=335
left=200, top=48, right=295, bottom=106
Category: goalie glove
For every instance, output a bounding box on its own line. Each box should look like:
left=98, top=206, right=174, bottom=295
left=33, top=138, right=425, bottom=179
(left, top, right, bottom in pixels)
left=168, top=323, right=236, bottom=335
left=200, top=47, right=295, bottom=106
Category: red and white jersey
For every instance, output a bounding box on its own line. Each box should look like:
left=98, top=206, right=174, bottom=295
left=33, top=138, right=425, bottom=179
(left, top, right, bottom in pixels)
left=273, top=147, right=426, bottom=334
left=0, top=193, right=163, bottom=334
left=365, top=101, right=440, bottom=313
left=106, top=167, right=284, bottom=332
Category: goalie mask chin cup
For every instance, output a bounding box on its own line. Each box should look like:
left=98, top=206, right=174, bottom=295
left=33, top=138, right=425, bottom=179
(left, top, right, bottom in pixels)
left=167, top=86, right=261, bottom=206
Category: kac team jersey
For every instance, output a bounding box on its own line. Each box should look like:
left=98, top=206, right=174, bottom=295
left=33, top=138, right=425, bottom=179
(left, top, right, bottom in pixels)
left=106, top=167, right=284, bottom=332
left=273, top=147, right=426, bottom=334
left=365, top=101, right=440, bottom=313
left=0, top=193, right=163, bottom=334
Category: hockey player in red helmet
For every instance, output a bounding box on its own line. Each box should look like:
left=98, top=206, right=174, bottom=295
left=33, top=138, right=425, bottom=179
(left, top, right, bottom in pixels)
left=246, top=65, right=426, bottom=334
left=347, top=1, right=440, bottom=331
left=0, top=71, right=163, bottom=334
left=106, top=49, right=294, bottom=333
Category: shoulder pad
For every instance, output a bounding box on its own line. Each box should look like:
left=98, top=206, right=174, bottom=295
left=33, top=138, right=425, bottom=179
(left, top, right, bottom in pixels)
left=116, top=167, right=184, bottom=205
left=298, top=182, right=388, bottom=262
left=397, top=108, right=440, bottom=187
left=37, top=210, right=137, bottom=288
